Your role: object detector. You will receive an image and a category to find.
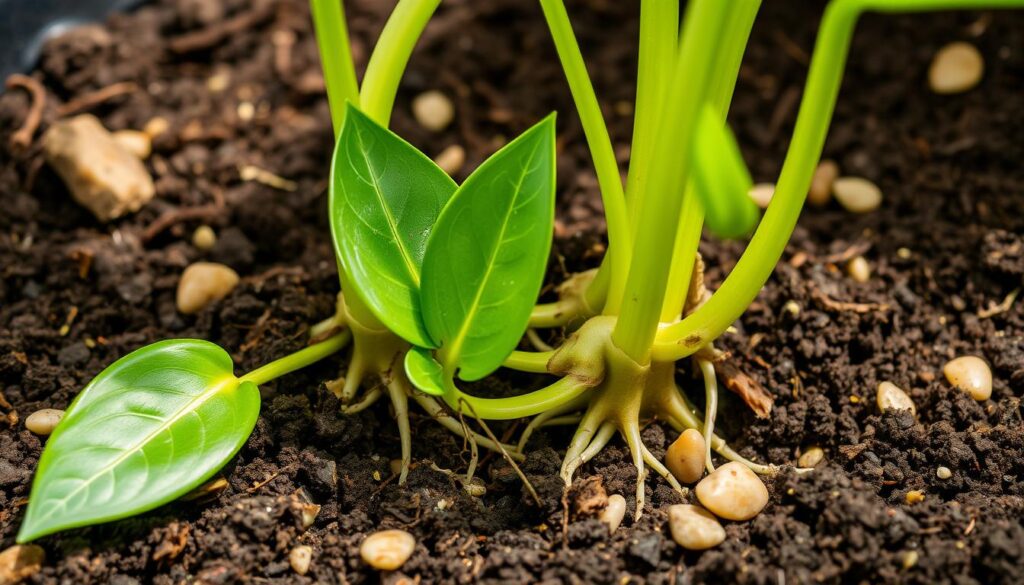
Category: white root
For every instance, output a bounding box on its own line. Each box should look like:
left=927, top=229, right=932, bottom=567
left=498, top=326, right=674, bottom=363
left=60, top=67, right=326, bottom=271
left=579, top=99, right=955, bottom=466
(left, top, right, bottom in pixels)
left=698, top=359, right=718, bottom=474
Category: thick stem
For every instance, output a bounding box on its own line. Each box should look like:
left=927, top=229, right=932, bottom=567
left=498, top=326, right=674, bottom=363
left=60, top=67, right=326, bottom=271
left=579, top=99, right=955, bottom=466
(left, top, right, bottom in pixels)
left=309, top=0, right=360, bottom=133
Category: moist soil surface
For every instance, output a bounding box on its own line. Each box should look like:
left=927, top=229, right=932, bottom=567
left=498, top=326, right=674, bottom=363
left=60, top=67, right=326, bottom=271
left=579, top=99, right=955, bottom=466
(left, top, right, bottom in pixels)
left=1, top=0, right=1023, bottom=583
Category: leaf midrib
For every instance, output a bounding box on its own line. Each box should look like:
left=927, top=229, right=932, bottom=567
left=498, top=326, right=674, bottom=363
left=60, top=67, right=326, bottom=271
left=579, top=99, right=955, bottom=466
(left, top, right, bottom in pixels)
left=352, top=122, right=422, bottom=287
left=33, top=375, right=236, bottom=522
left=443, top=139, right=541, bottom=372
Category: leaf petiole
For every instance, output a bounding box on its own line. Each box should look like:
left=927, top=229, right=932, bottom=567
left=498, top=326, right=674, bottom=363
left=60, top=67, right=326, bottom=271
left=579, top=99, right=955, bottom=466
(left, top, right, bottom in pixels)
left=239, top=331, right=352, bottom=387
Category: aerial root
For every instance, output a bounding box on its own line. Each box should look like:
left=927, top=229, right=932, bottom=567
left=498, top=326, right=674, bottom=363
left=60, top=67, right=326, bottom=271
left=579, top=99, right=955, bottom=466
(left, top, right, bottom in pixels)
left=411, top=393, right=524, bottom=461
left=559, top=407, right=605, bottom=485
left=621, top=421, right=649, bottom=520
left=386, top=378, right=412, bottom=485
left=698, top=358, right=718, bottom=474
left=340, top=384, right=381, bottom=413
left=578, top=422, right=615, bottom=464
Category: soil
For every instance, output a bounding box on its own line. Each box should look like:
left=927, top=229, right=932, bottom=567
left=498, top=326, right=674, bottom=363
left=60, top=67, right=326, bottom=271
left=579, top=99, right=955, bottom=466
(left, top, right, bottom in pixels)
left=1, top=0, right=1022, bottom=583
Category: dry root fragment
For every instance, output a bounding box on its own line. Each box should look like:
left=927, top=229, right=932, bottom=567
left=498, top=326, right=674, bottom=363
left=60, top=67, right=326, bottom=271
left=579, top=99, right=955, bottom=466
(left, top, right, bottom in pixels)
left=713, top=359, right=774, bottom=418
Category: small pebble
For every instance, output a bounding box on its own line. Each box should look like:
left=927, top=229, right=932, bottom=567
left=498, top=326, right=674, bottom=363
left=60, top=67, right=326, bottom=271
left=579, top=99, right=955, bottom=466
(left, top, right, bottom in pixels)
left=876, top=381, right=916, bottom=416
left=833, top=177, right=882, bottom=213
left=289, top=545, right=312, bottom=575
left=192, top=225, right=217, bottom=251
left=143, top=116, right=170, bottom=139
left=808, top=159, right=839, bottom=206
left=237, top=101, right=255, bottom=121
left=748, top=183, right=775, bottom=209
left=695, top=462, right=769, bottom=521
left=0, top=544, right=44, bottom=584
left=176, top=262, right=240, bottom=314
left=798, top=446, right=825, bottom=469
left=360, top=529, right=415, bottom=571
left=112, top=129, right=152, bottom=160
left=902, top=550, right=919, bottom=570
left=928, top=42, right=984, bottom=94
left=665, top=428, right=706, bottom=484
left=847, top=256, right=871, bottom=283
left=783, top=300, right=801, bottom=317
left=905, top=490, right=925, bottom=505
left=942, top=356, right=992, bottom=401
left=667, top=504, right=726, bottom=550
left=599, top=494, right=627, bottom=533
left=412, top=90, right=454, bottom=132
left=25, top=408, right=64, bottom=436
left=936, top=466, right=952, bottom=480
left=434, top=144, right=466, bottom=175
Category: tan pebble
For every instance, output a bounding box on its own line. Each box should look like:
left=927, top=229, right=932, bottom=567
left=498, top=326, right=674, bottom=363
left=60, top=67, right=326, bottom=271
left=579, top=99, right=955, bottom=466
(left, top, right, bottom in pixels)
left=798, top=447, right=825, bottom=469
left=847, top=256, right=871, bottom=283
left=599, top=494, right=627, bottom=533
left=897, top=247, right=912, bottom=259
left=877, top=381, right=916, bottom=416
left=206, top=71, right=231, bottom=93
left=695, top=461, right=769, bottom=521
left=667, top=504, right=726, bottom=550
left=928, top=42, right=984, bottom=94
left=905, top=490, right=925, bottom=505
left=237, top=101, right=255, bottom=121
left=412, top=90, right=454, bottom=132
left=112, top=130, right=152, bottom=160
left=192, top=225, right=217, bottom=251
left=434, top=144, right=466, bottom=175
left=0, top=544, right=44, bottom=584
left=808, top=160, right=839, bottom=206
left=289, top=545, right=312, bottom=575
left=143, top=116, right=170, bottom=139
left=942, top=356, right=992, bottom=401
left=43, top=114, right=155, bottom=222
left=748, top=183, right=775, bottom=209
left=783, top=300, right=801, bottom=317
left=833, top=177, right=882, bottom=214
left=936, top=466, right=952, bottom=480
left=25, top=408, right=64, bottom=436
left=176, top=262, right=239, bottom=314
left=902, top=550, right=919, bottom=569
left=666, top=429, right=706, bottom=484
left=360, top=529, right=415, bottom=571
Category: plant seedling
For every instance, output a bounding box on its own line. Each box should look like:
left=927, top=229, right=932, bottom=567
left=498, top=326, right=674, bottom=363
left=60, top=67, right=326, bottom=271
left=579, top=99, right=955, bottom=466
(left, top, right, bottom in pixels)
left=17, top=0, right=1024, bottom=542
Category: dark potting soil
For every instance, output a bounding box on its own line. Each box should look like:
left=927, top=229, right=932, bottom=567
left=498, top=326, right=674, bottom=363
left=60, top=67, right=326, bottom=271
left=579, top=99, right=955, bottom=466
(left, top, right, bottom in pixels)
left=1, top=0, right=1022, bottom=583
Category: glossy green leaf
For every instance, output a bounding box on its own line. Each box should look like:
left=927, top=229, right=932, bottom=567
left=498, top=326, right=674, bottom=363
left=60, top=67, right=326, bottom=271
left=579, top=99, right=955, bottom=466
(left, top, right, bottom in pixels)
left=404, top=346, right=447, bottom=396
left=421, top=115, right=557, bottom=381
left=692, top=104, right=759, bottom=239
left=330, top=103, right=457, bottom=347
left=17, top=340, right=260, bottom=543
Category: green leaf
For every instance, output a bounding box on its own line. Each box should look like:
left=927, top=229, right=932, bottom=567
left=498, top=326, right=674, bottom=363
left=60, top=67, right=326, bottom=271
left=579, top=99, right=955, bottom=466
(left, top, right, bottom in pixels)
left=691, top=105, right=759, bottom=239
left=17, top=340, right=260, bottom=543
left=330, top=103, right=457, bottom=347
left=404, top=346, right=447, bottom=396
left=420, top=115, right=557, bottom=381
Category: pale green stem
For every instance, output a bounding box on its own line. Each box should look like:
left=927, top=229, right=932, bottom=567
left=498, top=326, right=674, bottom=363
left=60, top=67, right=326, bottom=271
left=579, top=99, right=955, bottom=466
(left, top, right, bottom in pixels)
left=611, top=0, right=729, bottom=364
left=240, top=332, right=351, bottom=386
left=360, top=0, right=442, bottom=125
left=538, top=0, right=631, bottom=313
left=653, top=0, right=1024, bottom=362
left=698, top=358, right=717, bottom=473
left=445, top=376, right=592, bottom=420
left=309, top=0, right=360, bottom=133
left=502, top=350, right=554, bottom=373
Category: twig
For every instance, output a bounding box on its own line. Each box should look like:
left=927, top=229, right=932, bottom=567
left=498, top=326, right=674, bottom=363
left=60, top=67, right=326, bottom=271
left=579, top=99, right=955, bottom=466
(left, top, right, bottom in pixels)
left=977, top=286, right=1020, bottom=319
left=5, top=74, right=46, bottom=150
left=142, top=204, right=223, bottom=243
left=57, top=81, right=138, bottom=116
left=170, top=1, right=276, bottom=53
left=811, top=288, right=891, bottom=314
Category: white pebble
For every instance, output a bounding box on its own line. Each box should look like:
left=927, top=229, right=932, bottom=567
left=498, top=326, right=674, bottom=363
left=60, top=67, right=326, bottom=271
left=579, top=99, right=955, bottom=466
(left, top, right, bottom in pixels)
left=359, top=529, right=415, bottom=571
left=943, top=356, right=992, bottom=401
left=434, top=144, right=466, bottom=175
left=112, top=129, right=152, bottom=160
left=808, top=160, right=839, bottom=206
left=929, top=42, right=984, bottom=94
left=176, top=262, right=239, bottom=314
left=748, top=183, right=775, bottom=209
left=192, top=225, right=217, bottom=251
left=289, top=545, right=312, bottom=575
left=667, top=504, right=726, bottom=550
left=666, top=428, right=706, bottom=484
left=847, top=256, right=871, bottom=283
left=599, top=494, right=627, bottom=533
left=25, top=408, right=64, bottom=436
left=798, top=447, right=825, bottom=469
left=877, top=381, right=916, bottom=416
left=833, top=177, right=882, bottom=214
left=412, top=90, right=454, bottom=132
left=695, top=462, right=769, bottom=521
left=936, top=466, right=952, bottom=480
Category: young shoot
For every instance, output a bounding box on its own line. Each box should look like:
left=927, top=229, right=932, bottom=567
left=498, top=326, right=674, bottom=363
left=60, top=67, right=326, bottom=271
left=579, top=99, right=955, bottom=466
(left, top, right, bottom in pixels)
left=16, top=0, right=1024, bottom=543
